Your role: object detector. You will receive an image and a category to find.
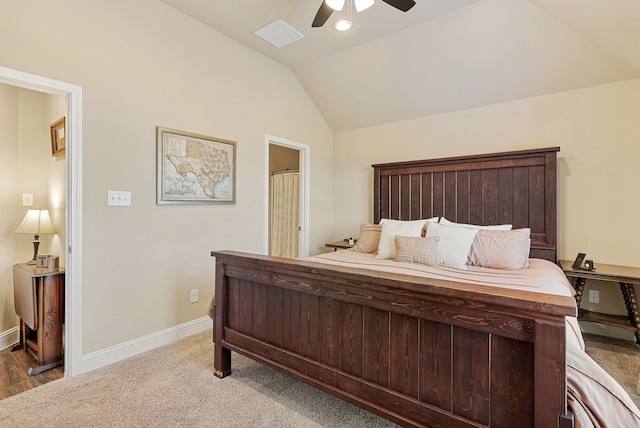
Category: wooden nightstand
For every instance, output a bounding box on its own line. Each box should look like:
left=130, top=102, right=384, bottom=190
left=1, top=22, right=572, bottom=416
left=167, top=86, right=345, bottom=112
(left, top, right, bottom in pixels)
left=11, top=263, right=65, bottom=375
left=324, top=240, right=355, bottom=251
left=559, top=260, right=640, bottom=344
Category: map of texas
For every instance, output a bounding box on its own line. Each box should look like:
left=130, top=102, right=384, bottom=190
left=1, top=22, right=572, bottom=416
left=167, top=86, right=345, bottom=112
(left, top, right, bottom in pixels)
left=166, top=139, right=230, bottom=199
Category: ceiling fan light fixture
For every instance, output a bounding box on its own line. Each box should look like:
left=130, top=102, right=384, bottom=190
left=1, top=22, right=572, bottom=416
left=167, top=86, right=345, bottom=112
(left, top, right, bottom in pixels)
left=325, top=0, right=345, bottom=11
left=354, top=0, right=374, bottom=12
left=334, top=20, right=353, bottom=31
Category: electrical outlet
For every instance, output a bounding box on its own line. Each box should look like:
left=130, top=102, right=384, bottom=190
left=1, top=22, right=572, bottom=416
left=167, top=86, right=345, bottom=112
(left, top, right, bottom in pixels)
left=588, top=290, right=600, bottom=304
left=190, top=289, right=199, bottom=304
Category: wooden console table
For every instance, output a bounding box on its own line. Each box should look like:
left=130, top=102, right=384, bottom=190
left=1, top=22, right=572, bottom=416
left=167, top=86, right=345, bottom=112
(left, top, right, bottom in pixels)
left=559, top=260, right=640, bottom=344
left=11, top=263, right=65, bottom=375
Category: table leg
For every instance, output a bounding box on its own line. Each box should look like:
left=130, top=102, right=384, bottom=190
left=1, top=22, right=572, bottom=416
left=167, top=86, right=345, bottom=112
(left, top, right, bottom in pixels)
left=574, top=277, right=586, bottom=308
left=620, top=282, right=640, bottom=344
left=10, top=320, right=26, bottom=352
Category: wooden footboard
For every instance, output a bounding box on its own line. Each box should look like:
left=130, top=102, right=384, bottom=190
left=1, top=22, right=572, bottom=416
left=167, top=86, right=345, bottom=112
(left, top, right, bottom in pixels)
left=212, top=250, right=576, bottom=428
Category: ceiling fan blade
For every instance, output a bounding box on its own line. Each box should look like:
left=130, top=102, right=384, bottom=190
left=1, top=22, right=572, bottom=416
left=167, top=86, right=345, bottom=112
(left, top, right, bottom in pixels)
left=381, top=0, right=416, bottom=12
left=312, top=2, right=334, bottom=27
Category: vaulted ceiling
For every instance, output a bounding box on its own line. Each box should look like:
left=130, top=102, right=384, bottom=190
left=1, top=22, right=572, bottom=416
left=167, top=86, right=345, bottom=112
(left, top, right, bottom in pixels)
left=160, top=0, right=640, bottom=132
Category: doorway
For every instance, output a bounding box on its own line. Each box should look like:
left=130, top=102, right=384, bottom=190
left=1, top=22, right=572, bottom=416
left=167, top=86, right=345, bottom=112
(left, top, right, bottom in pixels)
left=0, top=66, right=83, bottom=377
left=264, top=135, right=309, bottom=258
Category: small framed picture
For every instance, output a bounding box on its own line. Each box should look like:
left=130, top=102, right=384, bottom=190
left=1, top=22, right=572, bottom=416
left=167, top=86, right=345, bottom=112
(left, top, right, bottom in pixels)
left=47, top=255, right=60, bottom=271
left=36, top=254, right=49, bottom=268
left=50, top=117, right=66, bottom=157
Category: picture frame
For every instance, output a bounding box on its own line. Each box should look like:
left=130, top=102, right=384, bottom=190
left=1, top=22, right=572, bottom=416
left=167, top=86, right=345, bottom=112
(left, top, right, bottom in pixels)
left=156, top=126, right=236, bottom=204
left=50, top=117, right=66, bottom=157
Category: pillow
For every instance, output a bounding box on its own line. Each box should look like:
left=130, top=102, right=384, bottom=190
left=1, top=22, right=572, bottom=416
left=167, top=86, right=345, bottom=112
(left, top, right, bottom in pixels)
left=439, top=217, right=512, bottom=231
left=424, top=222, right=478, bottom=269
left=353, top=224, right=381, bottom=253
left=468, top=228, right=531, bottom=269
left=375, top=219, right=428, bottom=260
left=421, top=217, right=440, bottom=237
left=395, top=235, right=439, bottom=266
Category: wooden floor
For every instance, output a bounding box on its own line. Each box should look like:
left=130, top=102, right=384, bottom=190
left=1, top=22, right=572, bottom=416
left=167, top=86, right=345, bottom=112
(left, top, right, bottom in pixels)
left=0, top=346, right=64, bottom=399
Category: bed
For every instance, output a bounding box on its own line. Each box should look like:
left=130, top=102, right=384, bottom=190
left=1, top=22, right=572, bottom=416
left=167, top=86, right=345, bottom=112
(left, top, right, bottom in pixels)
left=211, top=147, right=640, bottom=427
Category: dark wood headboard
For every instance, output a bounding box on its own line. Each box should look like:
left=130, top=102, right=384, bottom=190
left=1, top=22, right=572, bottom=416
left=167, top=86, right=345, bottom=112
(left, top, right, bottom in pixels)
left=373, top=147, right=560, bottom=262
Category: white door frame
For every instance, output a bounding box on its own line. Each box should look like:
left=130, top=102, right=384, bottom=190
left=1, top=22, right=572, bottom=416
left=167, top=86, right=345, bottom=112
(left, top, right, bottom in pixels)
left=264, top=135, right=310, bottom=257
left=0, top=66, right=83, bottom=377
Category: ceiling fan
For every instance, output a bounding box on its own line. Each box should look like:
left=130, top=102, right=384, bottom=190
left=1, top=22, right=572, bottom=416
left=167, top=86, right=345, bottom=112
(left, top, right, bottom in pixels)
left=312, top=0, right=416, bottom=28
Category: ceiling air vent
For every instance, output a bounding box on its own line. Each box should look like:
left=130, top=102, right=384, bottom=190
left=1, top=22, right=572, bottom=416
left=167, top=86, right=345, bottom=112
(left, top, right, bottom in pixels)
left=254, top=19, right=304, bottom=48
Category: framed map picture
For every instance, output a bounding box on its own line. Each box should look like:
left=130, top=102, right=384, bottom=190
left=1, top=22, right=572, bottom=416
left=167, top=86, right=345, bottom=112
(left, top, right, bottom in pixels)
left=156, top=127, right=236, bottom=204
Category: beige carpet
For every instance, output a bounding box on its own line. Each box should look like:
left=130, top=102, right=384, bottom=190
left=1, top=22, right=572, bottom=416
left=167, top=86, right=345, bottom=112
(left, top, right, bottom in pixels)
left=0, top=329, right=396, bottom=428
left=582, top=333, right=640, bottom=407
left=0, top=329, right=638, bottom=427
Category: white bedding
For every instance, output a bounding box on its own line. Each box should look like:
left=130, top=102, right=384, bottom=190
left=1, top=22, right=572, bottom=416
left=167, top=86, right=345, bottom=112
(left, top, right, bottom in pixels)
left=308, top=250, right=575, bottom=298
left=307, top=250, right=640, bottom=428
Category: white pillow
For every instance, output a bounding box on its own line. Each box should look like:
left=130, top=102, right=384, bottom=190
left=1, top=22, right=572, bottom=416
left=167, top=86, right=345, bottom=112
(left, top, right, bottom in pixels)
left=439, top=217, right=512, bottom=231
left=421, top=216, right=440, bottom=236
left=376, top=219, right=428, bottom=260
left=425, top=222, right=479, bottom=269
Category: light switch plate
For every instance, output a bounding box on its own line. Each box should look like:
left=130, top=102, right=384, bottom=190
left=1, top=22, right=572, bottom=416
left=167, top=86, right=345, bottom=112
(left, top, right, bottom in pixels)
left=22, top=193, right=34, bottom=207
left=107, top=191, right=132, bottom=206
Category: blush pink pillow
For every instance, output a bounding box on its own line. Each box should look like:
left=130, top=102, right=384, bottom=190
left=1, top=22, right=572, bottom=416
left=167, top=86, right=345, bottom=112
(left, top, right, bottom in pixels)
left=468, top=228, right=531, bottom=270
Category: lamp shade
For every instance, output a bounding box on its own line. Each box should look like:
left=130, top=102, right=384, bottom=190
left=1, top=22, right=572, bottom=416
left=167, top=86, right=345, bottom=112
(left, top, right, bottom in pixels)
left=326, top=0, right=345, bottom=11
left=15, top=209, right=56, bottom=235
left=355, top=0, right=374, bottom=12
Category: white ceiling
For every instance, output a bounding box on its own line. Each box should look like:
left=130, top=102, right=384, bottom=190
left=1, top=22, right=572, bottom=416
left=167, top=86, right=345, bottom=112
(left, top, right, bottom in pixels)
left=160, top=0, right=640, bottom=132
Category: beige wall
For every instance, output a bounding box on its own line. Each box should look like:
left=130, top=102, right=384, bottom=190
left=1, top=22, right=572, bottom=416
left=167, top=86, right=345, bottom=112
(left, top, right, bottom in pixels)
left=46, top=95, right=68, bottom=267
left=0, top=84, right=20, bottom=335
left=333, top=79, right=640, bottom=338
left=269, top=145, right=299, bottom=174
left=0, top=0, right=333, bottom=354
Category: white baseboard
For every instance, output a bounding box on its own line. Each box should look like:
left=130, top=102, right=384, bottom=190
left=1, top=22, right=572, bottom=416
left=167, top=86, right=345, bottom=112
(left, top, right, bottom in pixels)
left=0, top=326, right=19, bottom=351
left=81, top=316, right=212, bottom=374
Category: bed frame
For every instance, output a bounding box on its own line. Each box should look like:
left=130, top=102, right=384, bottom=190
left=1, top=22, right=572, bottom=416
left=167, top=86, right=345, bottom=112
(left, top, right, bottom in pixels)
left=212, top=147, right=576, bottom=427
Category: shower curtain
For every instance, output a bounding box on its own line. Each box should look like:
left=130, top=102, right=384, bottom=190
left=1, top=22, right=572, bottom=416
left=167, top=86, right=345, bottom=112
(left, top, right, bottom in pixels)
left=270, top=171, right=299, bottom=258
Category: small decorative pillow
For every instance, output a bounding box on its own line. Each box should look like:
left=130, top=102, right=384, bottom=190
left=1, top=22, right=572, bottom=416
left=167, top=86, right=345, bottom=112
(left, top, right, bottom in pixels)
left=395, top=235, right=439, bottom=266
left=353, top=224, right=382, bottom=253
left=376, top=219, right=428, bottom=260
left=439, top=217, right=512, bottom=231
left=468, top=228, right=531, bottom=269
left=424, top=222, right=479, bottom=269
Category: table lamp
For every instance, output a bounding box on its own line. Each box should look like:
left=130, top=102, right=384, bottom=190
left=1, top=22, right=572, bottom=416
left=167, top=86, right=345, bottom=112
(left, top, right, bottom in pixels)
left=15, top=209, right=56, bottom=265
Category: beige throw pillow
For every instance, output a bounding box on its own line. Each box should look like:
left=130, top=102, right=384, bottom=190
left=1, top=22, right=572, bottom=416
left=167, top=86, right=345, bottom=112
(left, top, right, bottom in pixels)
left=394, top=235, right=439, bottom=266
left=353, top=224, right=381, bottom=253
